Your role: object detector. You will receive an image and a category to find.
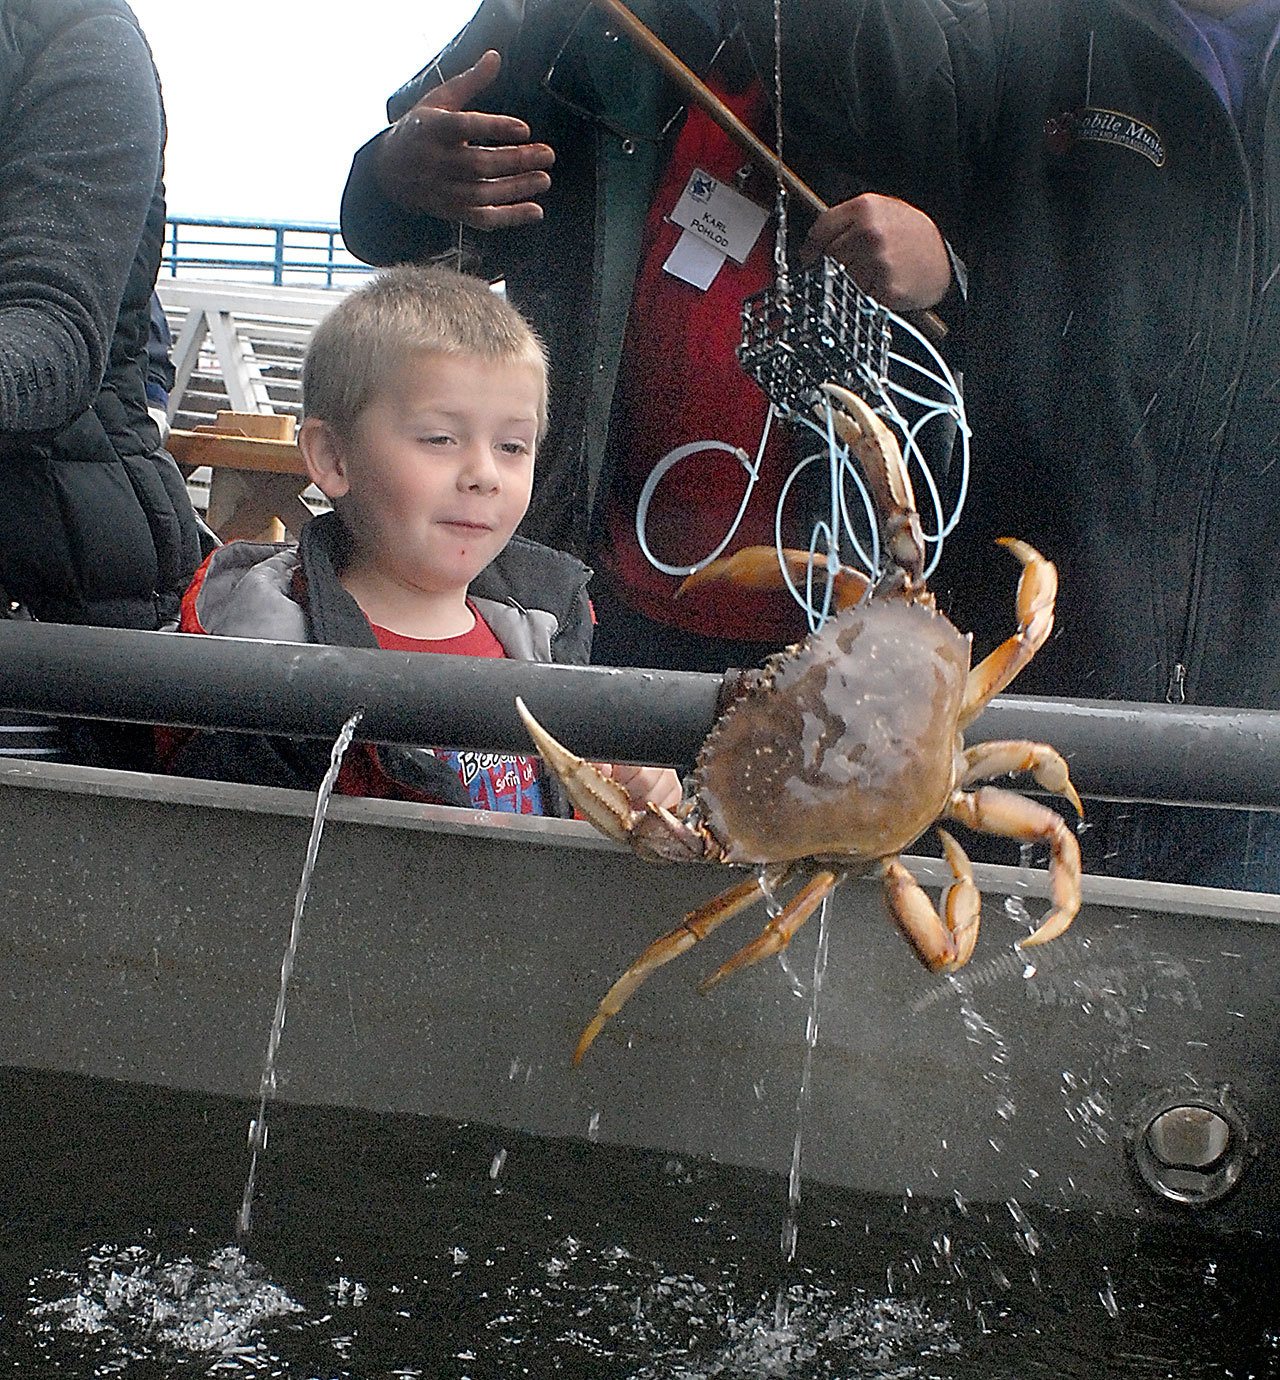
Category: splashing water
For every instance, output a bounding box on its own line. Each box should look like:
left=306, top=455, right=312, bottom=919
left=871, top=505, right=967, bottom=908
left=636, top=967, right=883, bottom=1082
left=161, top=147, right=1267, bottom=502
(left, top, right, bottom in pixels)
left=11, top=1077, right=1272, bottom=1379
left=635, top=1284, right=951, bottom=1380
left=1004, top=1199, right=1043, bottom=1258
left=1099, top=1266, right=1120, bottom=1319
left=237, top=708, right=364, bottom=1238
left=27, top=1244, right=301, bottom=1369
left=1003, top=842, right=1037, bottom=937
left=757, top=865, right=783, bottom=920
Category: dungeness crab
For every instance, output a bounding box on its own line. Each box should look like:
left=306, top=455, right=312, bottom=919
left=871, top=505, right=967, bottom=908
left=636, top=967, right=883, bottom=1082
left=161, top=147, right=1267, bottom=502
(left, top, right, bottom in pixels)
left=517, top=384, right=1083, bottom=1064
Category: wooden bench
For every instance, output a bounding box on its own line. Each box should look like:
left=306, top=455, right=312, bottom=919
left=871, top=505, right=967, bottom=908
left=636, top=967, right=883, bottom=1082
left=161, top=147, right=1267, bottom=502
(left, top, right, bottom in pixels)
left=167, top=412, right=315, bottom=543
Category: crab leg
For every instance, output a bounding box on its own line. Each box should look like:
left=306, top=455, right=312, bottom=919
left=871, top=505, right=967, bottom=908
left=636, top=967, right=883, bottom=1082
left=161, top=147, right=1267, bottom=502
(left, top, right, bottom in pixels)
left=678, top=546, right=871, bottom=611
left=820, top=383, right=925, bottom=582
left=696, top=867, right=842, bottom=993
left=881, top=830, right=981, bottom=972
left=959, top=539, right=1057, bottom=728
left=962, top=740, right=1084, bottom=817
left=945, top=786, right=1082, bottom=948
left=572, top=865, right=794, bottom=1064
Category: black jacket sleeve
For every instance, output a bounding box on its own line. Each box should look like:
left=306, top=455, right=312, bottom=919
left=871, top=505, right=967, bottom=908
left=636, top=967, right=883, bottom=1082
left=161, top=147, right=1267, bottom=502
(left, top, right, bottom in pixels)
left=162, top=730, right=348, bottom=794
left=339, top=134, right=460, bottom=268
left=338, top=0, right=529, bottom=267
left=163, top=729, right=473, bottom=808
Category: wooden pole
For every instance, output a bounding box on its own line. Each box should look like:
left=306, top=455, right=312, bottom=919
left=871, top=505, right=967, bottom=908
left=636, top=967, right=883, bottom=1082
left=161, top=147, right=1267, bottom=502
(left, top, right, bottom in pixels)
left=586, top=0, right=947, bottom=344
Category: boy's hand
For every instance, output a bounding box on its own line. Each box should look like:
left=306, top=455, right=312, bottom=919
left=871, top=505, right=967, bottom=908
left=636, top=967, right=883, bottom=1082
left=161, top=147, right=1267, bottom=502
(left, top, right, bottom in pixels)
left=596, top=762, right=684, bottom=813
left=375, top=49, right=556, bottom=228
left=801, top=193, right=952, bottom=311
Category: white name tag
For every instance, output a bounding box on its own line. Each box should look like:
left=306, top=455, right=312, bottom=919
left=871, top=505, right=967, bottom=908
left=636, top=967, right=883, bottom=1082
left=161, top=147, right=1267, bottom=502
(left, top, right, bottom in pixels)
left=662, top=229, right=728, bottom=290
left=669, top=167, right=769, bottom=265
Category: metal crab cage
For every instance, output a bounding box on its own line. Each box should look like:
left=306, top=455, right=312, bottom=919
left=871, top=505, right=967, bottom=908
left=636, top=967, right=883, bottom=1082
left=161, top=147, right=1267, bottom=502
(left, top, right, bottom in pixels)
left=736, top=256, right=892, bottom=415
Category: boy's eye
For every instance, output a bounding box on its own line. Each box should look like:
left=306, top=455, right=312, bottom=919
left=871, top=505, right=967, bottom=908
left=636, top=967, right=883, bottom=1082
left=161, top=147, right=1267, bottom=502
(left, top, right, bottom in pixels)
left=499, top=440, right=532, bottom=456
left=421, top=434, right=454, bottom=446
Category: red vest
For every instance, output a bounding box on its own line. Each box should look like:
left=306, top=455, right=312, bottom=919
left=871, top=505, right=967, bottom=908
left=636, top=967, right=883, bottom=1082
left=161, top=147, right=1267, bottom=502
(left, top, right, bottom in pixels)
left=595, top=79, right=808, bottom=645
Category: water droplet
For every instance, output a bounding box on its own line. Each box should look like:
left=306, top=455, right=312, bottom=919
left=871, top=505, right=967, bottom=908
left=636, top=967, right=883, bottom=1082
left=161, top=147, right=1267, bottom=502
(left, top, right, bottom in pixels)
left=773, top=1283, right=791, bottom=1329
left=1003, top=893, right=1032, bottom=928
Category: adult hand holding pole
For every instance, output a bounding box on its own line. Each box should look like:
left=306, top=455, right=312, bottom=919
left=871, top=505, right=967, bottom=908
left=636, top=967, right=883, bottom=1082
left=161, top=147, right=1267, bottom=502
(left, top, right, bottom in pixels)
left=586, top=0, right=948, bottom=341
left=801, top=194, right=955, bottom=316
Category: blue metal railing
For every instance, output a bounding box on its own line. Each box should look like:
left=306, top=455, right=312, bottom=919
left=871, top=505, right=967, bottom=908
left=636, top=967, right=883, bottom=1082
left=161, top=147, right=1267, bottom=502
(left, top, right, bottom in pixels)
left=163, top=216, right=374, bottom=288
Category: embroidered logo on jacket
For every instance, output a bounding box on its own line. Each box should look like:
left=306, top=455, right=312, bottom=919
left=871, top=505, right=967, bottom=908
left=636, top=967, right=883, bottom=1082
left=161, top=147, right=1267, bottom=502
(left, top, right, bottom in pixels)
left=1045, top=106, right=1167, bottom=167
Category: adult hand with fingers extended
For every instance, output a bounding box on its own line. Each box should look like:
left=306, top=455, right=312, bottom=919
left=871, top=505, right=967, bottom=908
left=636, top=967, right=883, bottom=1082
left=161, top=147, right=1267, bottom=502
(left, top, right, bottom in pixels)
left=374, top=49, right=556, bottom=229
left=802, top=192, right=952, bottom=312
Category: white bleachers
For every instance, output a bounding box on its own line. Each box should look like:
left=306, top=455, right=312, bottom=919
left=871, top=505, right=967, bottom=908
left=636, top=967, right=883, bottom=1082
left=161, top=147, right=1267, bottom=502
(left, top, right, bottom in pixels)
left=157, top=278, right=346, bottom=430
left=156, top=279, right=349, bottom=518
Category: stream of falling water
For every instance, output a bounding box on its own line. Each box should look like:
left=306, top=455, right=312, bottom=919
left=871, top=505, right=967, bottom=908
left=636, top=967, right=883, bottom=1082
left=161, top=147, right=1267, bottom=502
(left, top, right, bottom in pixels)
left=774, top=897, right=833, bottom=1329
left=236, top=708, right=364, bottom=1238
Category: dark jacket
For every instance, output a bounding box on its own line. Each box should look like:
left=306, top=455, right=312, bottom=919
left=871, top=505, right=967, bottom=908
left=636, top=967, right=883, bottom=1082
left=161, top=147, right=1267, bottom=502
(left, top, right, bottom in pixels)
left=340, top=0, right=969, bottom=561
left=937, top=0, right=1280, bottom=710
left=0, top=0, right=200, bottom=628
left=162, top=512, right=594, bottom=813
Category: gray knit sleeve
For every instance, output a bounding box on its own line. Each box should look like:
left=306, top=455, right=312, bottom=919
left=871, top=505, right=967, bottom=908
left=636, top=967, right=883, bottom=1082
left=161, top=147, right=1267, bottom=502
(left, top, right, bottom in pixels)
left=0, top=12, right=162, bottom=436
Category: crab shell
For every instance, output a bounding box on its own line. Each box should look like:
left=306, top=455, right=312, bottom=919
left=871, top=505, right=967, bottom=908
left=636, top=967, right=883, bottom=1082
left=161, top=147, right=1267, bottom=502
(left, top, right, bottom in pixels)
left=693, top=598, right=972, bottom=865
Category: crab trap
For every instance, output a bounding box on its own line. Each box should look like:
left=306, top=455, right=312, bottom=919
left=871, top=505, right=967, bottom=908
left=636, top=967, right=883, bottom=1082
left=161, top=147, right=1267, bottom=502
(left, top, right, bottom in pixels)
left=737, top=256, right=892, bottom=415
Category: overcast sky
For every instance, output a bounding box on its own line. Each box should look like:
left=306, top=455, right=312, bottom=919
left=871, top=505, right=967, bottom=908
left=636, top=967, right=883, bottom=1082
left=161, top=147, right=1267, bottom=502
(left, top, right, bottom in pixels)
left=129, top=1, right=481, bottom=224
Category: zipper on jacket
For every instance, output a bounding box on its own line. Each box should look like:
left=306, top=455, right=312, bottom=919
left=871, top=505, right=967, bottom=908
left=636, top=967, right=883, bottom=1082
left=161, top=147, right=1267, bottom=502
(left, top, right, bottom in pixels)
left=548, top=567, right=594, bottom=657
left=1175, top=129, right=1258, bottom=704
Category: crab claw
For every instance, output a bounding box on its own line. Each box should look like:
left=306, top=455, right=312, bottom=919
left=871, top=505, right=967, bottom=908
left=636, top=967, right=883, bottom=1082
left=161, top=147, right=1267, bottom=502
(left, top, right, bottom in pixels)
left=516, top=697, right=706, bottom=863
left=515, top=696, right=637, bottom=845
left=678, top=546, right=872, bottom=611
left=678, top=546, right=804, bottom=596
left=818, top=382, right=925, bottom=581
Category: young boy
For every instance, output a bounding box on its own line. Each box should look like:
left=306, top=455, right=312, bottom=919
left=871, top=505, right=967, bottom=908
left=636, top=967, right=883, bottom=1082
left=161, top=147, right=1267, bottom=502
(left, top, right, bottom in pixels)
left=161, top=265, right=680, bottom=817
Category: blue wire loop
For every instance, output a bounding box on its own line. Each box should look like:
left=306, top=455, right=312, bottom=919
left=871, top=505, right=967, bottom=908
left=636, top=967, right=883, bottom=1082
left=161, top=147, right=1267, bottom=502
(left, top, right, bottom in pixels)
left=633, top=303, right=969, bottom=632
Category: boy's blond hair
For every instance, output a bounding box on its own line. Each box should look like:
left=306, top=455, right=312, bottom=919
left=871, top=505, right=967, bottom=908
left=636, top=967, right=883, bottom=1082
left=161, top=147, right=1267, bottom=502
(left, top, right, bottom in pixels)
left=303, top=264, right=550, bottom=440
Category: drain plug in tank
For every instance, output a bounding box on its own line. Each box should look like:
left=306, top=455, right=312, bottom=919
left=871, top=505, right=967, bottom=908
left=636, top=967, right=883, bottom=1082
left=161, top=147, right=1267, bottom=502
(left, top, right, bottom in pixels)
left=1127, top=1086, right=1254, bottom=1206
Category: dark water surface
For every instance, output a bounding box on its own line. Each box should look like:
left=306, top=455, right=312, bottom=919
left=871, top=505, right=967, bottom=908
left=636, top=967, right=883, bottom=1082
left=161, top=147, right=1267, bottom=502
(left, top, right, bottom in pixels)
left=1, top=1068, right=1275, bottom=1379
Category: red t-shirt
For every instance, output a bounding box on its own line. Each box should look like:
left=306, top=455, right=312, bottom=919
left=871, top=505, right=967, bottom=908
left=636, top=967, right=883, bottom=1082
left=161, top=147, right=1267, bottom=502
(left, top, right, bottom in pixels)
left=337, top=605, right=545, bottom=813
left=596, top=79, right=808, bottom=645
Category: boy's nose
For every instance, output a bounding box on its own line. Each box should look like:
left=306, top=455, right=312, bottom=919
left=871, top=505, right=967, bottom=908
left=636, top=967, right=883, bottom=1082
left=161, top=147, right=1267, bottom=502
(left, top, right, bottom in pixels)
left=460, top=442, right=501, bottom=491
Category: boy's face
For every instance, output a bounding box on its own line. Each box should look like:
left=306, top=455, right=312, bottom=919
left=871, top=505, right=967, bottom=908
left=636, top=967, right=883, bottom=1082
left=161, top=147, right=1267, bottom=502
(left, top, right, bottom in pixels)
left=320, top=351, right=541, bottom=598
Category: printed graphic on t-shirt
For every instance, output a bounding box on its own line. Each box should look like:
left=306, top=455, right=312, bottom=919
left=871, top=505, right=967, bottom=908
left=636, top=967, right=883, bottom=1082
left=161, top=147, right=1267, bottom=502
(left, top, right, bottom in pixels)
left=371, top=607, right=545, bottom=815
left=431, top=747, right=545, bottom=814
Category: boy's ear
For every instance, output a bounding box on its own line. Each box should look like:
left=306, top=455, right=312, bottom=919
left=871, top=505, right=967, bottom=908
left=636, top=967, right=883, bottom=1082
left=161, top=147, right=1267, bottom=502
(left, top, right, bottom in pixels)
left=298, top=417, right=352, bottom=500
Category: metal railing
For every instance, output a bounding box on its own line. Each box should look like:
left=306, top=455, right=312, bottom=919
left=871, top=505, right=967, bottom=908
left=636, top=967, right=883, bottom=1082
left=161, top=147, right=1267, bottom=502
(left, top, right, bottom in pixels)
left=162, top=216, right=374, bottom=289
